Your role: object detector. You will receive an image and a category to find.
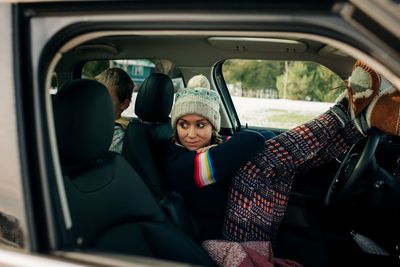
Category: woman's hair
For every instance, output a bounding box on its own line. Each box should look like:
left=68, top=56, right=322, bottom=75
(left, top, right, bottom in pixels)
left=171, top=128, right=223, bottom=146
left=95, top=68, right=134, bottom=102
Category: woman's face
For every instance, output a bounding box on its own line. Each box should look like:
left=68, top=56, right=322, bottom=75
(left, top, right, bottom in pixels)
left=176, top=114, right=213, bottom=151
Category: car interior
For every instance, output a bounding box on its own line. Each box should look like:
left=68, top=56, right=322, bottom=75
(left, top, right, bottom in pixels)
left=48, top=31, right=400, bottom=267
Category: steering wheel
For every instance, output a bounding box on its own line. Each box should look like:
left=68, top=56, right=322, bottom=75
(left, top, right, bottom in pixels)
left=324, top=128, right=382, bottom=206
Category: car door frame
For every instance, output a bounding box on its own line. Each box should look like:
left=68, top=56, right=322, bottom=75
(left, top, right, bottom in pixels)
left=10, top=0, right=400, bottom=265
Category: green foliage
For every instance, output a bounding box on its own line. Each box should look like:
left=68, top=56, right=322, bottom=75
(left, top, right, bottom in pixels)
left=223, top=60, right=284, bottom=94
left=223, top=60, right=345, bottom=102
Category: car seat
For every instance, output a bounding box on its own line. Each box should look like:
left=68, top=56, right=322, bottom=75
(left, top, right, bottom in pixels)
left=122, top=73, right=200, bottom=240
left=53, top=79, right=214, bottom=265
left=123, top=73, right=173, bottom=196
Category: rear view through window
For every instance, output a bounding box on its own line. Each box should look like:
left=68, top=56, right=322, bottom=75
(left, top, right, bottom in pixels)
left=82, top=59, right=184, bottom=117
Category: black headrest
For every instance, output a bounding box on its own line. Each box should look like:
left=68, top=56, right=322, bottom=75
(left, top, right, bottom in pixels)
left=53, top=79, right=114, bottom=166
left=135, top=73, right=174, bottom=122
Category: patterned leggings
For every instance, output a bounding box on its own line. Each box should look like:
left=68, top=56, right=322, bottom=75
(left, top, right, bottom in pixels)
left=222, top=110, right=362, bottom=244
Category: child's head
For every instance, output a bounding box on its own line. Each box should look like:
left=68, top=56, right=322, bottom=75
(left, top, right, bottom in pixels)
left=171, top=75, right=221, bottom=150
left=95, top=68, right=134, bottom=119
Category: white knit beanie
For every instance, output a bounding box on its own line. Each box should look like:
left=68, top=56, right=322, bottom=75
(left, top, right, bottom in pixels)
left=187, top=74, right=211, bottom=89
left=171, top=85, right=221, bottom=131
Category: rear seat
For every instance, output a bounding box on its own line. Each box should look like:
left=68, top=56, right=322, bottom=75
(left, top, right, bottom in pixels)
left=122, top=73, right=200, bottom=240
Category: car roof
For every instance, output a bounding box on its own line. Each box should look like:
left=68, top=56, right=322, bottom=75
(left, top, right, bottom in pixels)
left=59, top=34, right=355, bottom=79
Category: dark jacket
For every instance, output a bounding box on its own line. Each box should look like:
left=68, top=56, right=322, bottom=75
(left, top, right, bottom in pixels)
left=163, top=130, right=266, bottom=241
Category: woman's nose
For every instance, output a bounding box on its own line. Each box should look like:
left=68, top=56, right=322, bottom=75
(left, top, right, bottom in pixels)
left=187, top=126, right=197, bottom=137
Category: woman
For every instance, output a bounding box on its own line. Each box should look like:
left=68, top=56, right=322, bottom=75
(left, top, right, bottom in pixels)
left=95, top=67, right=134, bottom=153
left=163, top=62, right=400, bottom=244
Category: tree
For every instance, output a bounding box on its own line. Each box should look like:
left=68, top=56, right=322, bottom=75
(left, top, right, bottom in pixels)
left=276, top=61, right=344, bottom=102
left=313, top=64, right=345, bottom=102
left=223, top=60, right=284, bottom=96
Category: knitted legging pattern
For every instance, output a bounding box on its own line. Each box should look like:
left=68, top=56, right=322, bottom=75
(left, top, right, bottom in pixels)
left=222, top=110, right=362, bottom=245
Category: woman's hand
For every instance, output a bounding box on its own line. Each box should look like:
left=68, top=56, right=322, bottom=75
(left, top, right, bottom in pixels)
left=196, top=144, right=217, bottom=153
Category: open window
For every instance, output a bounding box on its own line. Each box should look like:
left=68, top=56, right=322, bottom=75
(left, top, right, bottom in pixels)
left=222, top=60, right=346, bottom=129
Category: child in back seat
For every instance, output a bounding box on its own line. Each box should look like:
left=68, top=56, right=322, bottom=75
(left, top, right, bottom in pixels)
left=96, top=68, right=134, bottom=154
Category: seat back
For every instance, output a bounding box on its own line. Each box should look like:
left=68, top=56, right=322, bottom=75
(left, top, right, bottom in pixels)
left=123, top=73, right=174, bottom=195
left=53, top=79, right=213, bottom=265
left=123, top=119, right=171, bottom=196
left=122, top=73, right=200, bottom=239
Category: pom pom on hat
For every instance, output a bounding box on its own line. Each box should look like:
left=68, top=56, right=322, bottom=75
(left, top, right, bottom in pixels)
left=171, top=75, right=221, bottom=131
left=187, top=74, right=211, bottom=89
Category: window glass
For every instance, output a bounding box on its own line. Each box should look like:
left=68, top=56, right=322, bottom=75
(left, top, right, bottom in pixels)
left=222, top=60, right=345, bottom=129
left=82, top=59, right=184, bottom=117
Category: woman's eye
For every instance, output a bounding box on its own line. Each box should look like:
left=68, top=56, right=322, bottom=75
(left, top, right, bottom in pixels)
left=179, top=122, right=188, bottom=129
left=197, top=123, right=205, bottom=128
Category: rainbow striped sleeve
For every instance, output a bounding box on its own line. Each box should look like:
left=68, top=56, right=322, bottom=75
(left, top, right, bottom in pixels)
left=194, top=151, right=216, bottom=188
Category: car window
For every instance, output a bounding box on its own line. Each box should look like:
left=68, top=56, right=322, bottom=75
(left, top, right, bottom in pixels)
left=81, top=58, right=184, bottom=117
left=222, top=60, right=345, bottom=129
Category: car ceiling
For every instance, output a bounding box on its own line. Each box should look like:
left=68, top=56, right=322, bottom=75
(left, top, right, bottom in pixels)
left=58, top=34, right=356, bottom=79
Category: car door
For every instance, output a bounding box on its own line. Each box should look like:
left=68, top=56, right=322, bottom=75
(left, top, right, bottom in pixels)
left=1, top=1, right=400, bottom=266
